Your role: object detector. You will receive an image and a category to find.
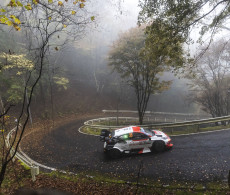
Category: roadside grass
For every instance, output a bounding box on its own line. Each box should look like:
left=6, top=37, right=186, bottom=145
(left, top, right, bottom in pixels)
left=35, top=170, right=230, bottom=194
left=81, top=126, right=102, bottom=135
left=166, top=124, right=230, bottom=136
left=0, top=157, right=31, bottom=194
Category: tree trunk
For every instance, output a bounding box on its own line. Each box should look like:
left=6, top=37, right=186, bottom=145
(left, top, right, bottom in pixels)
left=0, top=162, right=7, bottom=188
left=25, top=86, right=33, bottom=126
left=0, top=94, right=5, bottom=114
left=138, top=111, right=144, bottom=125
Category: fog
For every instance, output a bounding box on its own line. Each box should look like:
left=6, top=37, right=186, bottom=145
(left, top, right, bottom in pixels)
left=53, top=0, right=196, bottom=114
left=0, top=0, right=198, bottom=115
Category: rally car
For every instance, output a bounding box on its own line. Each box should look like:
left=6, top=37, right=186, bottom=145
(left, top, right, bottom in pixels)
left=100, top=126, right=173, bottom=159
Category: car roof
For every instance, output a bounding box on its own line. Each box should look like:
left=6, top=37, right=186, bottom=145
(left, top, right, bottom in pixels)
left=114, top=126, right=141, bottom=137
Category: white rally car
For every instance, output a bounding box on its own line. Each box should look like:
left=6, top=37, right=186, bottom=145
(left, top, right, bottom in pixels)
left=100, top=126, right=173, bottom=158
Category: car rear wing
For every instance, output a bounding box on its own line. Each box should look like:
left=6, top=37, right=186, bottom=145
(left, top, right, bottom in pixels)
left=100, top=129, right=111, bottom=142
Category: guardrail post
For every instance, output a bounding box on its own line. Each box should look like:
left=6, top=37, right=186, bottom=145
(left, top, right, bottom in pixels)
left=228, top=170, right=230, bottom=188
left=31, top=165, right=39, bottom=182
left=197, top=125, right=200, bottom=132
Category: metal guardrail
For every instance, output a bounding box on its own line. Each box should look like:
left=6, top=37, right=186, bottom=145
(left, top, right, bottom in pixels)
left=5, top=125, right=60, bottom=181
left=5, top=125, right=40, bottom=181
left=84, top=115, right=230, bottom=130
left=102, top=110, right=206, bottom=117
left=5, top=125, right=76, bottom=181
left=84, top=116, right=182, bottom=126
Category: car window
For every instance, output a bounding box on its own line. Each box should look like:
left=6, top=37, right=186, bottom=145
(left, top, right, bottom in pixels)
left=141, top=128, right=154, bottom=136
left=120, top=134, right=130, bottom=140
left=132, top=133, right=149, bottom=140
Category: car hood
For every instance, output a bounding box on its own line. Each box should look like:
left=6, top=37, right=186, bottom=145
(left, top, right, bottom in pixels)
left=152, top=130, right=169, bottom=138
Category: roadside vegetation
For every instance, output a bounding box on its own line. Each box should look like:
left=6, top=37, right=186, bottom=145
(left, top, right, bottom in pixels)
left=1, top=157, right=230, bottom=194
left=81, top=121, right=230, bottom=136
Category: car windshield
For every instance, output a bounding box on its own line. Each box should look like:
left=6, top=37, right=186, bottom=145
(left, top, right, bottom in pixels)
left=140, top=128, right=155, bottom=136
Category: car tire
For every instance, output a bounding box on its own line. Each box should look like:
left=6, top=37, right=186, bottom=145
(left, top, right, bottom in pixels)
left=108, top=148, right=121, bottom=159
left=152, top=141, right=165, bottom=153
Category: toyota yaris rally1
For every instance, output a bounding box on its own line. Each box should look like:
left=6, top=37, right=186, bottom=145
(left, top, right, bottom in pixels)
left=100, top=126, right=173, bottom=158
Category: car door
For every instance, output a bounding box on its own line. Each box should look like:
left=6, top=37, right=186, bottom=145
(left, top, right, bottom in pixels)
left=117, top=133, right=142, bottom=151
left=128, top=132, right=152, bottom=150
left=116, top=133, right=132, bottom=151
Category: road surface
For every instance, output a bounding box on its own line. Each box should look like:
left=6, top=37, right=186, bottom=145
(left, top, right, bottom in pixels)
left=22, top=117, right=230, bottom=182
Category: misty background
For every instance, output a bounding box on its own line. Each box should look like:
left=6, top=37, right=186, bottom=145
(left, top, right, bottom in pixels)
left=38, top=0, right=198, bottom=116
left=0, top=0, right=199, bottom=119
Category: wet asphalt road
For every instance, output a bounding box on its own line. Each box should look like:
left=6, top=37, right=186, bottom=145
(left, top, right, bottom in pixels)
left=23, top=118, right=230, bottom=182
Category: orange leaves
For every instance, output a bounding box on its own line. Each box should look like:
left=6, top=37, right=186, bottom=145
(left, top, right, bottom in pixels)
left=0, top=14, right=21, bottom=31
left=79, top=3, right=85, bottom=8
left=90, top=16, right=95, bottom=21
left=71, top=11, right=76, bottom=15
left=24, top=3, right=32, bottom=10
left=1, top=0, right=89, bottom=33
left=7, top=0, right=17, bottom=7
left=57, top=0, right=85, bottom=9
left=73, top=0, right=85, bottom=8
left=16, top=1, right=23, bottom=7
left=58, top=1, right=63, bottom=6
left=33, top=0, right=39, bottom=5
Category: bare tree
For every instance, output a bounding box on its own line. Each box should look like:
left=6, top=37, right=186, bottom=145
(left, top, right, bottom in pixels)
left=0, top=0, right=92, bottom=187
left=188, top=39, right=230, bottom=118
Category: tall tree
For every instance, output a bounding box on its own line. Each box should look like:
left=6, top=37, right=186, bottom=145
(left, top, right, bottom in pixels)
left=188, top=39, right=230, bottom=117
left=109, top=25, right=185, bottom=124
left=0, top=0, right=92, bottom=187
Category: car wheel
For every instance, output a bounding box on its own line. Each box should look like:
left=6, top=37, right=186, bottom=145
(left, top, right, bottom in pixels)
left=152, top=141, right=165, bottom=153
left=108, top=148, right=121, bottom=159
